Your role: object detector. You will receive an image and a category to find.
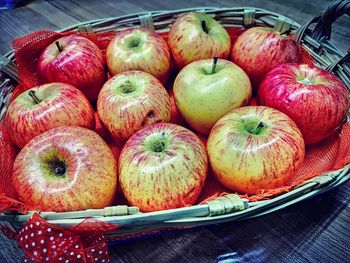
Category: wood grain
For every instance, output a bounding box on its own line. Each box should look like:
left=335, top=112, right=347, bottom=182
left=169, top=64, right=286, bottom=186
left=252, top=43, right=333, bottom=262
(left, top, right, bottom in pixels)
left=0, top=0, right=349, bottom=54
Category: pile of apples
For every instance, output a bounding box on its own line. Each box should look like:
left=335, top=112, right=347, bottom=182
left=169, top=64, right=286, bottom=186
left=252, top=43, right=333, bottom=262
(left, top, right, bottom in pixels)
left=3, top=12, right=349, bottom=213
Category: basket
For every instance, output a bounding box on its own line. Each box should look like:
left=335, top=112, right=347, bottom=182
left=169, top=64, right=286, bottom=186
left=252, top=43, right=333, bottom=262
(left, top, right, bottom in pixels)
left=1, top=1, right=350, bottom=260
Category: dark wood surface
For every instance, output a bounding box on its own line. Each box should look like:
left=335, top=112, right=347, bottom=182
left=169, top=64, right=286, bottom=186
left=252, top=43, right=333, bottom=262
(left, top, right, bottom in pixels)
left=1, top=0, right=350, bottom=262
left=1, top=0, right=350, bottom=54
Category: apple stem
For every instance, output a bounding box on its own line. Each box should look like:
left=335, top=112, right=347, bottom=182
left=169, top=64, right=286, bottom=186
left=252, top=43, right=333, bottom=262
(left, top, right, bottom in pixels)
left=254, top=122, right=265, bottom=135
left=51, top=161, right=66, bottom=176
left=154, top=141, right=166, bottom=152
left=120, top=80, right=135, bottom=94
left=151, top=140, right=167, bottom=153
left=48, top=160, right=67, bottom=176
left=211, top=56, right=218, bottom=74
left=54, top=166, right=66, bottom=175
left=28, top=90, right=41, bottom=104
left=55, top=41, right=62, bottom=52
left=201, top=20, right=208, bottom=34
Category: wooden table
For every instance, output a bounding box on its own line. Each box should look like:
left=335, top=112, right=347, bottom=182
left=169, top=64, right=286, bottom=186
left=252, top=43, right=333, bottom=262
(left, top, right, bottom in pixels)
left=1, top=1, right=350, bottom=262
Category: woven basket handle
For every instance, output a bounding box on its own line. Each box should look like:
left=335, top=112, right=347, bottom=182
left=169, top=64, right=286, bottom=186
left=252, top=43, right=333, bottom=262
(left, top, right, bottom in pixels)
left=312, top=0, right=350, bottom=41
left=296, top=0, right=350, bottom=42
left=296, top=0, right=350, bottom=72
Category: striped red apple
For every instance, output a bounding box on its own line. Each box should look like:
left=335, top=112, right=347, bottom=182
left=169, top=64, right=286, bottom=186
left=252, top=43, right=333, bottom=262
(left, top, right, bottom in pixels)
left=106, top=28, right=171, bottom=84
left=119, top=123, right=208, bottom=212
left=258, top=63, right=350, bottom=144
left=168, top=12, right=231, bottom=69
left=208, top=106, right=305, bottom=194
left=38, top=35, right=106, bottom=102
left=13, top=126, right=117, bottom=212
left=5, top=83, right=95, bottom=148
left=231, top=27, right=301, bottom=88
left=97, top=70, right=171, bottom=143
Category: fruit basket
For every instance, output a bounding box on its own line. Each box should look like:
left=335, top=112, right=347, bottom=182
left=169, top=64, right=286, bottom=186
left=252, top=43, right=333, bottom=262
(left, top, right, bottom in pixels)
left=1, top=1, right=350, bottom=262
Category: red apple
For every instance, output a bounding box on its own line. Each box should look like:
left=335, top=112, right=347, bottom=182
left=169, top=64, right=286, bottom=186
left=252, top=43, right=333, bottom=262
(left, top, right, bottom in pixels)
left=106, top=28, right=171, bottom=84
left=5, top=83, right=95, bottom=148
left=207, top=106, right=305, bottom=194
left=258, top=63, right=350, bottom=144
left=119, top=123, right=208, bottom=212
left=94, top=112, right=122, bottom=162
left=38, top=35, right=106, bottom=102
left=13, top=126, right=117, bottom=212
left=0, top=126, right=19, bottom=198
left=97, top=70, right=171, bottom=142
left=168, top=12, right=231, bottom=69
left=231, top=27, right=301, bottom=88
left=174, top=58, right=251, bottom=134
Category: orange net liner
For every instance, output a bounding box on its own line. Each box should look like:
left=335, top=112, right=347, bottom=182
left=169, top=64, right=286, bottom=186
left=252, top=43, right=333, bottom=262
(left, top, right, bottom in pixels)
left=1, top=27, right=349, bottom=212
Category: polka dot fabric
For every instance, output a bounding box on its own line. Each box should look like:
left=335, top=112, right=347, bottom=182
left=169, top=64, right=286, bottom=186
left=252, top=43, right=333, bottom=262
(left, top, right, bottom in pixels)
left=18, top=214, right=83, bottom=262
left=16, top=213, right=118, bottom=263
left=71, top=218, right=119, bottom=234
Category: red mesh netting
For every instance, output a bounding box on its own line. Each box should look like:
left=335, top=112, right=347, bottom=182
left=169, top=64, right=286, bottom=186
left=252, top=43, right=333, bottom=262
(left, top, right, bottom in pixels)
left=0, top=27, right=349, bottom=245
left=0, top=123, right=19, bottom=199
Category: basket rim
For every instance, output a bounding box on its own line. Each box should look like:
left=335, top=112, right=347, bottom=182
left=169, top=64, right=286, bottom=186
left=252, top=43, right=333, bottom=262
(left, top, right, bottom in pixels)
left=2, top=6, right=304, bottom=60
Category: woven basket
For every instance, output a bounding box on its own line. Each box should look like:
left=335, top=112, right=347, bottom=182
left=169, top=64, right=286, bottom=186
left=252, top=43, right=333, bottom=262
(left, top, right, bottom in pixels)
left=1, top=2, right=350, bottom=241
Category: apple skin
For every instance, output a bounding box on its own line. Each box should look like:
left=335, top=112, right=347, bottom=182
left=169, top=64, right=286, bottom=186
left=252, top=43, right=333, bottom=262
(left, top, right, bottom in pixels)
left=258, top=63, right=350, bottom=145
left=119, top=123, right=208, bottom=212
left=97, top=70, right=171, bottom=143
left=94, top=112, right=122, bottom=162
left=168, top=12, right=231, bottom=69
left=168, top=87, right=186, bottom=126
left=13, top=126, right=117, bottom=212
left=106, top=28, right=171, bottom=84
left=207, top=106, right=305, bottom=194
left=0, top=126, right=19, bottom=198
left=174, top=59, right=252, bottom=134
left=38, top=35, right=106, bottom=102
left=5, top=83, right=95, bottom=148
left=231, top=27, right=301, bottom=88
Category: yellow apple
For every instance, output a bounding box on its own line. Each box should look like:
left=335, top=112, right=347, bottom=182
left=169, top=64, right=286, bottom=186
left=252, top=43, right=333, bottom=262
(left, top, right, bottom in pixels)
left=174, top=58, right=252, bottom=134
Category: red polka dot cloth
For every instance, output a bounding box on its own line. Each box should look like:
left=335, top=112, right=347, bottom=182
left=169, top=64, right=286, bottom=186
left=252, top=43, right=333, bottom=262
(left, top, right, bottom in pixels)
left=15, top=213, right=118, bottom=263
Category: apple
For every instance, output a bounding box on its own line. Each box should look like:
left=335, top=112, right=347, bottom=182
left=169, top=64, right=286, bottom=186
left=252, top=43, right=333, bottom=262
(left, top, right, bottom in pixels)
left=258, top=63, right=350, bottom=144
left=231, top=27, right=301, bottom=88
left=168, top=87, right=186, bottom=126
left=196, top=132, right=208, bottom=147
left=13, top=126, right=117, bottom=212
left=106, top=28, right=171, bottom=84
left=97, top=70, right=171, bottom=142
left=0, top=125, right=19, bottom=198
left=119, top=123, right=208, bottom=212
left=174, top=57, right=252, bottom=134
left=94, top=112, right=122, bottom=162
left=38, top=34, right=106, bottom=102
left=168, top=12, right=231, bottom=69
left=207, top=106, right=305, bottom=194
left=5, top=83, right=95, bottom=148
